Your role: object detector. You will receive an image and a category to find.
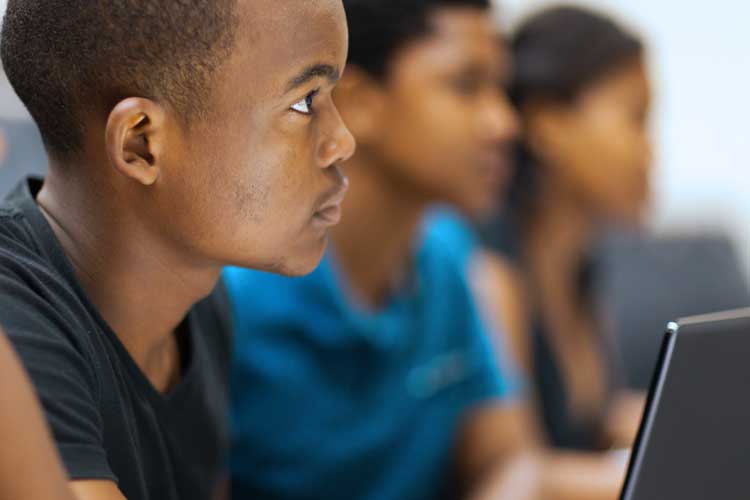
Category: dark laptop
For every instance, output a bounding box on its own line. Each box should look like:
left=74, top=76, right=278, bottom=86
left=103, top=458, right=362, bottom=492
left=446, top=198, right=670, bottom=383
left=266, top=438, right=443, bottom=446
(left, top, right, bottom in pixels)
left=620, top=308, right=750, bottom=500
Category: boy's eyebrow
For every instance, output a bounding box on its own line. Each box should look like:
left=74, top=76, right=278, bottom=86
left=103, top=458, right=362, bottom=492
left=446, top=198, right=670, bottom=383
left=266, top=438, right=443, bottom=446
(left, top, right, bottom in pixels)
left=285, top=64, right=340, bottom=93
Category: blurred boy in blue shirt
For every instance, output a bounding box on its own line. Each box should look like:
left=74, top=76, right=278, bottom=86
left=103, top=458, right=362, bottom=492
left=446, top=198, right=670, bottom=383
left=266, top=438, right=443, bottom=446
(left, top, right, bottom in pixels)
left=226, top=0, right=527, bottom=498
left=226, top=210, right=519, bottom=499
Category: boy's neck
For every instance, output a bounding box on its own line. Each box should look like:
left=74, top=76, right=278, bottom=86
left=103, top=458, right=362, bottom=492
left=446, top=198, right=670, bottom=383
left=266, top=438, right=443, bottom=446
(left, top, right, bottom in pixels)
left=330, top=156, right=427, bottom=310
left=36, top=163, right=222, bottom=392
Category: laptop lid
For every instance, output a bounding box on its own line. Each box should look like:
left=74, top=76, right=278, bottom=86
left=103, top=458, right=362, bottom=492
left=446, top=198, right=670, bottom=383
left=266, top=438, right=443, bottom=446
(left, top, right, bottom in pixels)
left=620, top=308, right=750, bottom=500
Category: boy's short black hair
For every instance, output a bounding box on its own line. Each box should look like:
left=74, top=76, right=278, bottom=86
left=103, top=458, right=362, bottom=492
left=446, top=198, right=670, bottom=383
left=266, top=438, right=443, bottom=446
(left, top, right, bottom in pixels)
left=1, top=1, right=238, bottom=158
left=344, top=0, right=491, bottom=80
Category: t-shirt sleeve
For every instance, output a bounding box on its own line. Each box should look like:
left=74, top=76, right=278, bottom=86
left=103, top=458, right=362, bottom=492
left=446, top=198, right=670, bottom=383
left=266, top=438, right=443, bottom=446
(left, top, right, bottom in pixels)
left=0, top=277, right=116, bottom=483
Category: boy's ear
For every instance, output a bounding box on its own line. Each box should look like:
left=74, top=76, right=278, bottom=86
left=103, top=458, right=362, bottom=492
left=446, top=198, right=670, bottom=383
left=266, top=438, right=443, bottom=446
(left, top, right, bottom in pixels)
left=105, top=98, right=166, bottom=186
left=333, top=66, right=387, bottom=147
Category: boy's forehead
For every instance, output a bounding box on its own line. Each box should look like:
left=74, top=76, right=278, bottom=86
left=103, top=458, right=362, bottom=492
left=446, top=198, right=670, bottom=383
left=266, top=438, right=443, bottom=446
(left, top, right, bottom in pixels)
left=391, top=8, right=508, bottom=80
left=426, top=8, right=501, bottom=57
left=228, top=0, right=347, bottom=99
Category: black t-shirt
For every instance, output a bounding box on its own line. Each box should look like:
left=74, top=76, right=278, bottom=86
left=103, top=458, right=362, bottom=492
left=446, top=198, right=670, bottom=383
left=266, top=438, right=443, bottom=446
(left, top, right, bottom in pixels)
left=0, top=178, right=232, bottom=500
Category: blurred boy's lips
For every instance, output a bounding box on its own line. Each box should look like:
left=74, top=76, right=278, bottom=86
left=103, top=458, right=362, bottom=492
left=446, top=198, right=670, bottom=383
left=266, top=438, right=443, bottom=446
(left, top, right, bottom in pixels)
left=478, top=148, right=512, bottom=186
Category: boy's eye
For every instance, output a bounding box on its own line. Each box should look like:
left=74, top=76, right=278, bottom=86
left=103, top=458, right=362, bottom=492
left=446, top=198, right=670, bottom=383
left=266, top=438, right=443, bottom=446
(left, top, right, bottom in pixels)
left=291, top=90, right=319, bottom=115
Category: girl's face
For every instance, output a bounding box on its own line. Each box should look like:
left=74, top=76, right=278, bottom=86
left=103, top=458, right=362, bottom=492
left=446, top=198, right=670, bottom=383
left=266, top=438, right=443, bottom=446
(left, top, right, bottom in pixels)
left=526, top=56, right=653, bottom=224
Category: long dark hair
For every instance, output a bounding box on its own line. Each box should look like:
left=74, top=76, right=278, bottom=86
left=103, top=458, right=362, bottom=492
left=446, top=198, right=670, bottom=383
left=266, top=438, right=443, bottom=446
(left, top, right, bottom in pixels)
left=484, top=5, right=644, bottom=254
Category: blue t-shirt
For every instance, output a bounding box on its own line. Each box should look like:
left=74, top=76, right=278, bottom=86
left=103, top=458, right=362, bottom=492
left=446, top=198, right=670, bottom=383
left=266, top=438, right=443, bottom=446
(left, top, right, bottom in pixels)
left=225, top=209, right=518, bottom=500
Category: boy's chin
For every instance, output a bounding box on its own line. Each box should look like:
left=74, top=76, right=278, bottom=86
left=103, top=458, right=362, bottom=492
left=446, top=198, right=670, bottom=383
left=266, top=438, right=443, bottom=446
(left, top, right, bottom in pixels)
left=267, top=239, right=329, bottom=278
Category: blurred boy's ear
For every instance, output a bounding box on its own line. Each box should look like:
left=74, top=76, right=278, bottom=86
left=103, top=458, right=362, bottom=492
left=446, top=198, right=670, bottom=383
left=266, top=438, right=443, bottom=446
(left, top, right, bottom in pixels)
left=333, top=67, right=386, bottom=147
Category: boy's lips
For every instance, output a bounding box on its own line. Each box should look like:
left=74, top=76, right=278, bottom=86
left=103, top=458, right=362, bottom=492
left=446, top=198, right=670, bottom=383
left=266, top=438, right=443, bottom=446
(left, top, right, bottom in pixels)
left=313, top=175, right=349, bottom=227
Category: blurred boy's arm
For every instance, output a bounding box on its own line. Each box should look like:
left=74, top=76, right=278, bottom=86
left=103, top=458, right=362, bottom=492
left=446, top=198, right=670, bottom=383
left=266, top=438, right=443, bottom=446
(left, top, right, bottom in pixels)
left=456, top=401, right=534, bottom=482
left=469, top=251, right=531, bottom=376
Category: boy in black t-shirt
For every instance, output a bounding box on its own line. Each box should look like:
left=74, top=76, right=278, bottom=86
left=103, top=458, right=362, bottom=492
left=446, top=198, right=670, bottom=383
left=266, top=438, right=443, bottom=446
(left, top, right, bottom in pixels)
left=0, top=0, right=355, bottom=499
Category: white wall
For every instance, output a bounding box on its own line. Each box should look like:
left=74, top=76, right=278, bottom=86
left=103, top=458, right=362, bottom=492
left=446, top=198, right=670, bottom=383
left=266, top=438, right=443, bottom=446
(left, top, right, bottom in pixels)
left=497, top=0, right=750, bottom=279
